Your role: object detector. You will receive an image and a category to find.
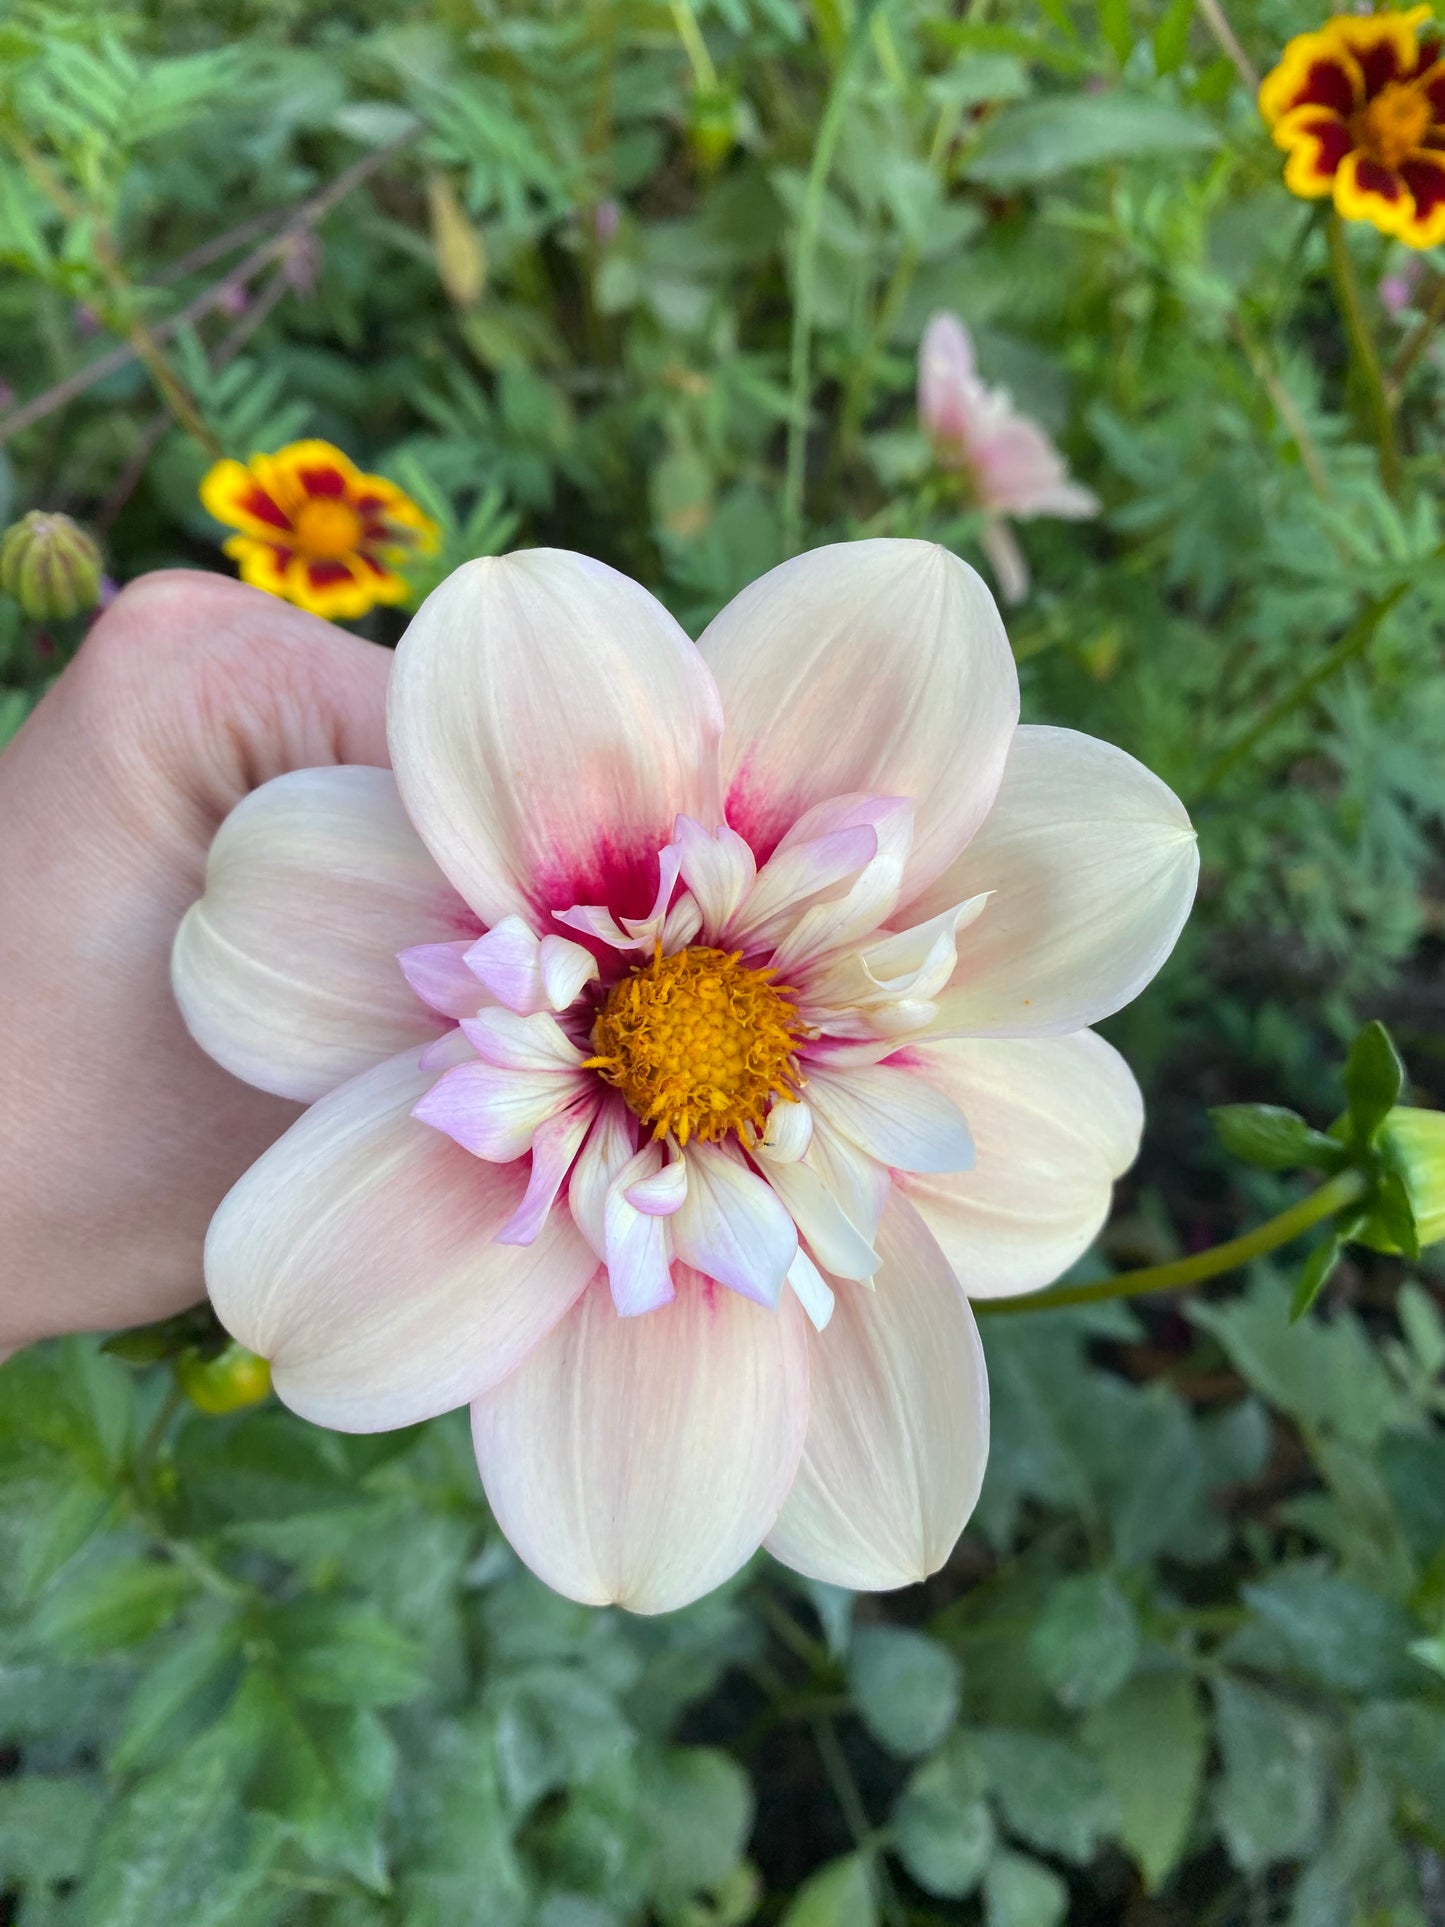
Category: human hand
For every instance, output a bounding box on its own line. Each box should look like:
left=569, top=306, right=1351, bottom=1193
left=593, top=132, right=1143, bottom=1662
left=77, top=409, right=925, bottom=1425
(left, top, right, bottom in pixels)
left=0, top=570, right=391, bottom=1354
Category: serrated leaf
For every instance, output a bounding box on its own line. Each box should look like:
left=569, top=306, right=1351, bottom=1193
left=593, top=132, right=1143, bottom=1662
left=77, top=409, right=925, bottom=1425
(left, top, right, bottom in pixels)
left=1209, top=1104, right=1341, bottom=1172
left=1212, top=1677, right=1327, bottom=1872
left=111, top=1614, right=244, bottom=1775
left=1343, top=1021, right=1404, bottom=1146
left=637, top=1745, right=752, bottom=1898
left=270, top=1597, right=430, bottom=1709
left=846, top=1626, right=961, bottom=1758
left=1029, top=1572, right=1139, bottom=1711
left=974, top=1729, right=1117, bottom=1864
left=892, top=1747, right=994, bottom=1900
left=1082, top=1671, right=1204, bottom=1892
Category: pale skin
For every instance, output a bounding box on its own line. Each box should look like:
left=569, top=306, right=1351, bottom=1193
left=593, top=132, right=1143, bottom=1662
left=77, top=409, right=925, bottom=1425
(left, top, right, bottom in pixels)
left=0, top=570, right=392, bottom=1356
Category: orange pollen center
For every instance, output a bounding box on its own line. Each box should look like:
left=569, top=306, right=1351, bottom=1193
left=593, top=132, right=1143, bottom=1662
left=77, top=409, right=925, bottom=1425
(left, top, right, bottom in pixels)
left=1356, top=81, right=1433, bottom=169
left=292, top=497, right=364, bottom=559
left=584, top=945, right=803, bottom=1147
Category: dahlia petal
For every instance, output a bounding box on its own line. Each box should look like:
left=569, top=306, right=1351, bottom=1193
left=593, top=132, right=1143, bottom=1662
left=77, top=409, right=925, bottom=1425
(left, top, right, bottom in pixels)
left=918, top=312, right=980, bottom=446
left=389, top=550, right=723, bottom=925
left=466, top=915, right=599, bottom=1015
left=699, top=540, right=1019, bottom=908
left=670, top=1142, right=798, bottom=1306
left=606, top=1148, right=678, bottom=1316
left=766, top=796, right=916, bottom=973
left=759, top=1097, right=813, bottom=1162
left=173, top=766, right=471, bottom=1104
left=460, top=1008, right=586, bottom=1072
left=413, top=1059, right=588, bottom=1162
left=756, top=1153, right=879, bottom=1281
left=497, top=1099, right=599, bottom=1247
left=730, top=823, right=880, bottom=949
left=801, top=896, right=989, bottom=1038
left=788, top=1249, right=836, bottom=1333
left=670, top=817, right=757, bottom=939
left=804, top=1062, right=975, bottom=1175
left=568, top=1096, right=640, bottom=1261
left=206, top=1045, right=596, bottom=1429
left=471, top=1270, right=810, bottom=1612
left=915, top=725, right=1198, bottom=1037
left=900, top=1032, right=1141, bottom=1298
left=765, top=1191, right=988, bottom=1590
left=625, top=1154, right=689, bottom=1216
left=805, top=1117, right=891, bottom=1244
left=398, top=941, right=490, bottom=1020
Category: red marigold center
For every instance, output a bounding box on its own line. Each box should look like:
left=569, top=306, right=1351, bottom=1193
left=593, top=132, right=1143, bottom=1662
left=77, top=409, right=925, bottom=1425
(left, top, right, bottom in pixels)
left=1357, top=80, right=1433, bottom=170
left=292, top=497, right=364, bottom=559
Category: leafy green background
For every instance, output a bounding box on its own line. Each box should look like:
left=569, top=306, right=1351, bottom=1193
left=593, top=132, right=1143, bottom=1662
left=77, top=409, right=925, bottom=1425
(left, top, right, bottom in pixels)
left=2, top=0, right=1445, bottom=1922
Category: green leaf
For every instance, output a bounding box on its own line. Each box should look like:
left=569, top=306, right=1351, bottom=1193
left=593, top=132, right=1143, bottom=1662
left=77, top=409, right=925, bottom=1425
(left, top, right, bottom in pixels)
left=111, top=1614, right=244, bottom=1775
left=26, top=1551, right=197, bottom=1659
left=394, top=1716, right=531, bottom=1927
left=1082, top=1671, right=1204, bottom=1892
left=1343, top=1020, right=1404, bottom=1146
left=973, top=1730, right=1118, bottom=1865
left=0, top=1774, right=104, bottom=1889
left=1029, top=1572, right=1139, bottom=1711
left=270, top=1597, right=430, bottom=1708
left=1153, top=0, right=1195, bottom=74
left=892, top=1741, right=994, bottom=1900
left=983, top=1849, right=1069, bottom=1927
left=1290, top=1232, right=1342, bottom=1321
left=1242, top=1568, right=1419, bottom=1696
left=846, top=1626, right=961, bottom=1757
left=963, top=93, right=1219, bottom=189
left=1209, top=1104, right=1341, bottom=1172
left=637, top=1745, right=752, bottom=1899
left=1212, top=1677, right=1328, bottom=1872
left=779, top=1853, right=876, bottom=1927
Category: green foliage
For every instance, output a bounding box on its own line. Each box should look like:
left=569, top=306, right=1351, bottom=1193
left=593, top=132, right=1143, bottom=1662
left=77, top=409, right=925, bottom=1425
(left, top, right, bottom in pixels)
left=2, top=0, right=1445, bottom=1921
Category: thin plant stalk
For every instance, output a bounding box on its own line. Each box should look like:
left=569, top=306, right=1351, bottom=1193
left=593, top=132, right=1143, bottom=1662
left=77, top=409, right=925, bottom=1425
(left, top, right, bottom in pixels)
left=1326, top=211, right=1401, bottom=494
left=974, top=1167, right=1368, bottom=1318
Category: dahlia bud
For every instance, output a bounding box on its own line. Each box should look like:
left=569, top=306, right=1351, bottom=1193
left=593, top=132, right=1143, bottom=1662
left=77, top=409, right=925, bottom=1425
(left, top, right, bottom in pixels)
left=1370, top=1107, right=1445, bottom=1255
left=176, top=1342, right=273, bottom=1415
left=0, top=511, right=104, bottom=620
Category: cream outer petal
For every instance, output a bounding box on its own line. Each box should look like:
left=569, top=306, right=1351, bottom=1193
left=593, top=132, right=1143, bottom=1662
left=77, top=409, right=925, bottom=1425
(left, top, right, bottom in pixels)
left=697, top=540, right=1018, bottom=910
left=173, top=766, right=471, bottom=1102
left=472, top=1270, right=810, bottom=1613
left=766, top=1190, right=989, bottom=1590
left=388, top=549, right=723, bottom=926
left=900, top=1032, right=1143, bottom=1298
left=205, top=1044, right=597, bottom=1431
left=917, top=724, right=1198, bottom=1037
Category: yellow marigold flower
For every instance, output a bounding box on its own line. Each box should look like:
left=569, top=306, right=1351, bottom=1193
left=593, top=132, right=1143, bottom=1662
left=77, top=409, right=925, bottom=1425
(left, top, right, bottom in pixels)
left=1259, top=6, right=1445, bottom=248
left=200, top=439, right=439, bottom=621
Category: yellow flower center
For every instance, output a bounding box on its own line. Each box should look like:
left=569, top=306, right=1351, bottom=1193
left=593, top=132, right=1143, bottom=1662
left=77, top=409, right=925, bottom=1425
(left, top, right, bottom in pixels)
left=1358, top=81, right=1433, bottom=170
left=585, top=945, right=803, bottom=1147
left=292, top=497, right=364, bottom=559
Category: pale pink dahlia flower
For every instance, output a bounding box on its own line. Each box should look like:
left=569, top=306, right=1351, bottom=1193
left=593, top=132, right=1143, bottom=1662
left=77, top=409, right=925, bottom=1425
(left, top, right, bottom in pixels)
left=919, top=312, right=1101, bottom=606
left=173, top=540, right=1197, bottom=1613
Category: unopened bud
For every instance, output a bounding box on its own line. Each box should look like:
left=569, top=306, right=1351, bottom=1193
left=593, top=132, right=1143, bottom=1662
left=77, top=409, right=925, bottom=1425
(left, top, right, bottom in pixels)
left=176, top=1342, right=273, bottom=1415
left=1376, top=1107, right=1445, bottom=1252
left=0, top=511, right=104, bottom=620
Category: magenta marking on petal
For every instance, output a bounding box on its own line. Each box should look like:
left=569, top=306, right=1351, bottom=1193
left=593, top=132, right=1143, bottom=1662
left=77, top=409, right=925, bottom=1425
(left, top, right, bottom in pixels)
left=527, top=831, right=674, bottom=932
left=724, top=768, right=787, bottom=868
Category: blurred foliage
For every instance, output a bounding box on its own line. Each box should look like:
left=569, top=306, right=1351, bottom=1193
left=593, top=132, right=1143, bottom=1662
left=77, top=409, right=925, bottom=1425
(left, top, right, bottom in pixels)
left=2, top=0, right=1445, bottom=1920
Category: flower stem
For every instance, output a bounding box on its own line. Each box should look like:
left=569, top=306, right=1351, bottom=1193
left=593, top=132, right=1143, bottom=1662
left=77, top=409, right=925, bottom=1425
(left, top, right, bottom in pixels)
left=1326, top=211, right=1400, bottom=495
left=782, top=0, right=888, bottom=556
left=1194, top=574, right=1413, bottom=798
left=972, top=1167, right=1368, bottom=1319
left=1387, top=269, right=1445, bottom=395
left=668, top=0, right=718, bottom=91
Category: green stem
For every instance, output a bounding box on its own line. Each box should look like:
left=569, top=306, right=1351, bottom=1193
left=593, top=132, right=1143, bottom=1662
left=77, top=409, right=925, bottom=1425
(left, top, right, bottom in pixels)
left=131, top=1380, right=185, bottom=1493
left=810, top=1716, right=905, bottom=1927
left=1194, top=575, right=1412, bottom=798
left=1326, top=211, right=1400, bottom=494
left=668, top=0, right=717, bottom=90
left=973, top=1167, right=1368, bottom=1319
left=782, top=0, right=886, bottom=556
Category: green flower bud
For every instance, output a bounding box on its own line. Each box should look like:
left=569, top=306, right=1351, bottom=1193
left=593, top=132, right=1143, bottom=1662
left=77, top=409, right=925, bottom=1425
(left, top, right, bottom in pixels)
left=1376, top=1107, right=1445, bottom=1253
left=176, top=1343, right=272, bottom=1415
left=0, top=510, right=104, bottom=620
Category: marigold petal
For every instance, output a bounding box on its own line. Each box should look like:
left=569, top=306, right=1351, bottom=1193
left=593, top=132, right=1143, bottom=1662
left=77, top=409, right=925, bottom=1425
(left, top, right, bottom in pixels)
left=1398, top=150, right=1445, bottom=244
left=224, top=535, right=298, bottom=595
left=1259, top=33, right=1362, bottom=125
left=200, top=459, right=295, bottom=539
left=254, top=439, right=369, bottom=513
left=1275, top=105, right=1356, bottom=194
left=1334, top=7, right=1429, bottom=96
left=1334, top=149, right=1413, bottom=236
left=279, top=553, right=381, bottom=621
